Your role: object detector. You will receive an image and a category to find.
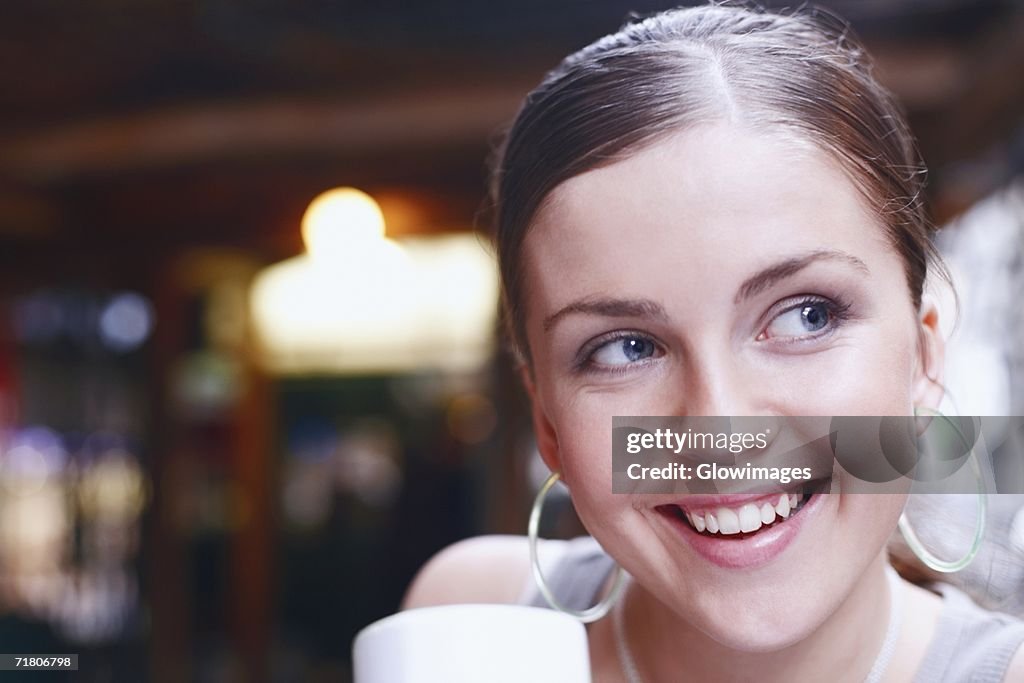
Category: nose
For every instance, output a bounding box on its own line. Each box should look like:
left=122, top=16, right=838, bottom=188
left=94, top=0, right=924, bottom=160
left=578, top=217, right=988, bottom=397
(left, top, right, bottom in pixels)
left=676, top=348, right=764, bottom=416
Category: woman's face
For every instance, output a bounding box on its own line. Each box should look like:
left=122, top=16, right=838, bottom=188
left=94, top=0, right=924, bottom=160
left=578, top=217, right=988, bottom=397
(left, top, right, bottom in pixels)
left=520, top=123, right=944, bottom=651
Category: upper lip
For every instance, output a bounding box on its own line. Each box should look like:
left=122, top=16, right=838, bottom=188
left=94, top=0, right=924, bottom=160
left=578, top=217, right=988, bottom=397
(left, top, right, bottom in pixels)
left=658, top=478, right=823, bottom=514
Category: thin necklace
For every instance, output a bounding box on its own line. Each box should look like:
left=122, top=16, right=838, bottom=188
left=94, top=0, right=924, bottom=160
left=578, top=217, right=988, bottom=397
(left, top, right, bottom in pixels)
left=613, top=566, right=903, bottom=683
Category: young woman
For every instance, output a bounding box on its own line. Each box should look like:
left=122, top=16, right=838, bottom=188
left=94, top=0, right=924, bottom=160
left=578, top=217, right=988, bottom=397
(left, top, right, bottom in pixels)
left=404, top=5, right=1024, bottom=681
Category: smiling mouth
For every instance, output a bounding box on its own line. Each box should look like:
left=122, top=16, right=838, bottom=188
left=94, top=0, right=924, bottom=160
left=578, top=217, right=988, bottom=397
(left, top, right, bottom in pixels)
left=656, top=479, right=828, bottom=539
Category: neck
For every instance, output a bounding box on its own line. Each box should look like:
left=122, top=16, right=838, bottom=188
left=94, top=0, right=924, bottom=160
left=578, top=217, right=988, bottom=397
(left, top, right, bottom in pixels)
left=619, top=553, right=893, bottom=683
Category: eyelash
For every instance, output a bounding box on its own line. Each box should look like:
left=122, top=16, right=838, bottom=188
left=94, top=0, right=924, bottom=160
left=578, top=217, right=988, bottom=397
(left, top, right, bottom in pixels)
left=573, top=329, right=660, bottom=375
left=760, top=294, right=853, bottom=342
left=573, top=295, right=853, bottom=375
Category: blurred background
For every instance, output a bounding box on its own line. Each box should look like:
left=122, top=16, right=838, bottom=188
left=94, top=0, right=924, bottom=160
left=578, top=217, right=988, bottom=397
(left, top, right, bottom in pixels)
left=0, top=0, right=1021, bottom=681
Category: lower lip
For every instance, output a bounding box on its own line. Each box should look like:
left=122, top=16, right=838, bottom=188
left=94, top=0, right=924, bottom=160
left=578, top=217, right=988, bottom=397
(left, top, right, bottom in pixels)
left=658, top=493, right=825, bottom=569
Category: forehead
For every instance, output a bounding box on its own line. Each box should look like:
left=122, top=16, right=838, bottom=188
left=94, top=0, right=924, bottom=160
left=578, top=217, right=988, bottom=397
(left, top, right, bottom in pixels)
left=522, top=123, right=892, bottom=307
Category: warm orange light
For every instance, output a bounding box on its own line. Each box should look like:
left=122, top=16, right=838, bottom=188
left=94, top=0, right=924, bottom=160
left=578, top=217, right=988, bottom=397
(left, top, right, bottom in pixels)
left=301, top=187, right=386, bottom=261
left=251, top=188, right=499, bottom=374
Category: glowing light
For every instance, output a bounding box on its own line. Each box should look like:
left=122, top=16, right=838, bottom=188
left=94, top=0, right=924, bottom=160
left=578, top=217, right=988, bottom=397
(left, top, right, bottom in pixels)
left=0, top=427, right=144, bottom=639
left=250, top=188, right=499, bottom=374
left=99, top=292, right=154, bottom=352
left=0, top=490, right=67, bottom=573
left=301, top=187, right=386, bottom=262
left=78, top=451, right=147, bottom=522
left=250, top=242, right=416, bottom=371
left=0, top=426, right=67, bottom=497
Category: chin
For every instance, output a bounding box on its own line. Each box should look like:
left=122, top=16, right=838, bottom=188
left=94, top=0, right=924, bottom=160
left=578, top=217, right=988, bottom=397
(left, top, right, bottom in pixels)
left=685, top=587, right=830, bottom=653
left=604, top=488, right=888, bottom=653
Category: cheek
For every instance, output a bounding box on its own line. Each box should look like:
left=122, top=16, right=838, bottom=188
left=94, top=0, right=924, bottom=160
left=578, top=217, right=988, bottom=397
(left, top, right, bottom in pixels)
left=837, top=490, right=907, bottom=547
left=764, top=323, right=920, bottom=416
left=551, top=400, right=614, bottom=494
left=544, top=399, right=636, bottom=541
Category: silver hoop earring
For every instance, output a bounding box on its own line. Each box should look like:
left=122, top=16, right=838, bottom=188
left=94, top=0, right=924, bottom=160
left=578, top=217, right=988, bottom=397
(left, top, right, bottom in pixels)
left=528, top=471, right=626, bottom=623
left=898, top=408, right=986, bottom=573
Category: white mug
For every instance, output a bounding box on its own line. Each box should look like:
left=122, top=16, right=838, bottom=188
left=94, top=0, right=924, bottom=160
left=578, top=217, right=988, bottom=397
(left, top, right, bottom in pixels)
left=352, top=604, right=591, bottom=682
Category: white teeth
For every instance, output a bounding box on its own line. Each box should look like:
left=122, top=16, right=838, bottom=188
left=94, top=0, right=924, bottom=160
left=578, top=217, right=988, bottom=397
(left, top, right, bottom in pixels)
left=682, top=492, right=808, bottom=536
left=717, top=507, right=741, bottom=535
left=776, top=493, right=791, bottom=518
left=738, top=504, right=762, bottom=533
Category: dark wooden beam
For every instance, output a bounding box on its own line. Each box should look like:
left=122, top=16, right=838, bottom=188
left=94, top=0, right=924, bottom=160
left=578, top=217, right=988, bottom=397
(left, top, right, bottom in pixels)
left=0, top=85, right=530, bottom=183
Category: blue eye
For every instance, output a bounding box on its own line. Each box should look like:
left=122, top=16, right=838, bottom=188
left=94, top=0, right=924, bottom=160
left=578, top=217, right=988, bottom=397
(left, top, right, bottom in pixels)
left=589, top=335, right=659, bottom=367
left=761, top=299, right=841, bottom=340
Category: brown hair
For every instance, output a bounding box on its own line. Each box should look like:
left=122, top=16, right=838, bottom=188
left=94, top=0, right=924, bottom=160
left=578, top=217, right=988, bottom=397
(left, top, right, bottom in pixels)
left=489, top=3, right=946, bottom=364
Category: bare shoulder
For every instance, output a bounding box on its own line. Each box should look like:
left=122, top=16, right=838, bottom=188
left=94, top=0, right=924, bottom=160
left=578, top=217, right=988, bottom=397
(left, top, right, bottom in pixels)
left=1005, top=640, right=1024, bottom=683
left=401, top=535, right=534, bottom=609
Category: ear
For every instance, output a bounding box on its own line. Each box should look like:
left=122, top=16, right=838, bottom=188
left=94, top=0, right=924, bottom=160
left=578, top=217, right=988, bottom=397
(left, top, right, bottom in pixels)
left=912, top=295, right=946, bottom=413
left=519, top=366, right=562, bottom=476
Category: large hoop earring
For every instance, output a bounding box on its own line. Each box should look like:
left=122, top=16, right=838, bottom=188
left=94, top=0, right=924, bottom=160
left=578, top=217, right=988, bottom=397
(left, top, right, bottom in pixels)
left=528, top=472, right=626, bottom=623
left=897, top=408, right=986, bottom=573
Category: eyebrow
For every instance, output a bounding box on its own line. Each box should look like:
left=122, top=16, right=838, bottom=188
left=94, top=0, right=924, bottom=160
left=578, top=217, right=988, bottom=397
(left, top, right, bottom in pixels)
left=542, top=249, right=869, bottom=334
left=734, top=249, right=869, bottom=304
left=543, top=297, right=668, bottom=333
